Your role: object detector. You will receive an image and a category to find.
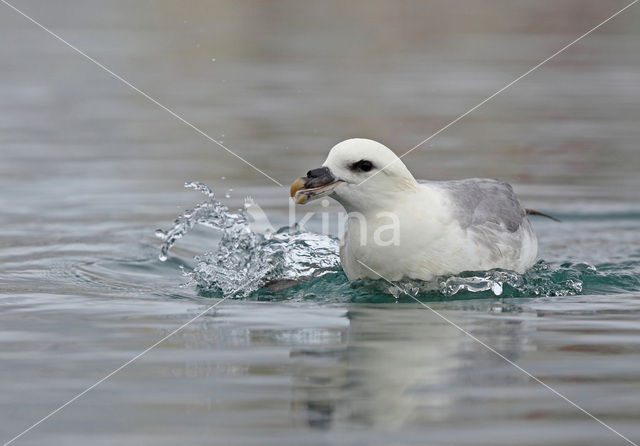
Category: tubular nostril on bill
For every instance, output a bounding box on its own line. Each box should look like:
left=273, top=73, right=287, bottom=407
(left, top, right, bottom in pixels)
left=307, top=167, right=329, bottom=178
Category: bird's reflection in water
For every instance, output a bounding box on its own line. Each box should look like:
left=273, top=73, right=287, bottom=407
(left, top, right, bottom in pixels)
left=288, top=301, right=528, bottom=430
left=290, top=346, right=346, bottom=430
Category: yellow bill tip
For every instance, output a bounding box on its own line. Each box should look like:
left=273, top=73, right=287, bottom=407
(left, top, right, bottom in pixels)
left=290, top=177, right=306, bottom=198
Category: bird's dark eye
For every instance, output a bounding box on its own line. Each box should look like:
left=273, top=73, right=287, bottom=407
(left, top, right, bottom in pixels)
left=350, top=159, right=374, bottom=172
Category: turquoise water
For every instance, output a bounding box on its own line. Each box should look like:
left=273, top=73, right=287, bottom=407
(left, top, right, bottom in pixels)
left=157, top=182, right=640, bottom=302
left=2, top=1, right=640, bottom=445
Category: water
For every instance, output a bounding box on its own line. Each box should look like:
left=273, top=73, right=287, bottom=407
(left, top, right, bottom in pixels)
left=2, top=1, right=640, bottom=445
left=155, top=182, right=639, bottom=301
left=156, top=182, right=341, bottom=297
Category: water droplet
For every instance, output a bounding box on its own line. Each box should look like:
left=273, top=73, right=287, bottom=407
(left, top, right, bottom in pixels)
left=157, top=182, right=340, bottom=297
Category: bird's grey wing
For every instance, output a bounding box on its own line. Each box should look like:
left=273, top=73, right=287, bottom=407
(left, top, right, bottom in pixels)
left=418, top=178, right=535, bottom=269
left=420, top=178, right=527, bottom=232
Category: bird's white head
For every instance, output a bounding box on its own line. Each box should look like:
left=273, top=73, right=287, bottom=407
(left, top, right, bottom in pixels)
left=290, top=138, right=418, bottom=213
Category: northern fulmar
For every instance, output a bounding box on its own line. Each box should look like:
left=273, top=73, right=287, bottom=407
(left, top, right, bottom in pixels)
left=290, top=138, right=555, bottom=282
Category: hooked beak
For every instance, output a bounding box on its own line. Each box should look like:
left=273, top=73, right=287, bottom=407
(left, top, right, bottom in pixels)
left=290, top=166, right=341, bottom=204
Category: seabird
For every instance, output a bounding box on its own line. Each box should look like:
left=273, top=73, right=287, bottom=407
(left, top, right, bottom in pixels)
left=290, top=138, right=547, bottom=282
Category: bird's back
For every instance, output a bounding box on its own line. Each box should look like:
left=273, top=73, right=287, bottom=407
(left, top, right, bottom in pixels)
left=418, top=178, right=538, bottom=273
left=421, top=178, right=525, bottom=231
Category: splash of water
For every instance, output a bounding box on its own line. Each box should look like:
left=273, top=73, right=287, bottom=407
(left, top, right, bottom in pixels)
left=156, top=183, right=611, bottom=300
left=156, top=182, right=340, bottom=297
left=379, top=263, right=585, bottom=300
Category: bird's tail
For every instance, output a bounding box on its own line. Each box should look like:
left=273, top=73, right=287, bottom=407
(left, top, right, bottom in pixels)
left=525, top=208, right=561, bottom=222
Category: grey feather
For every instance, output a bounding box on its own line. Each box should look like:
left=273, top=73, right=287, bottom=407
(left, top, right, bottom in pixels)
left=418, top=178, right=526, bottom=232
left=417, top=178, right=533, bottom=265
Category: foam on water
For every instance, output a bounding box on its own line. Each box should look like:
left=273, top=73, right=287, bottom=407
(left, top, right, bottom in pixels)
left=157, top=183, right=640, bottom=300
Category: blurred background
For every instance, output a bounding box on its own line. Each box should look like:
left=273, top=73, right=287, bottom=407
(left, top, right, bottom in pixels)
left=2, top=0, right=639, bottom=205
left=1, top=1, right=639, bottom=445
